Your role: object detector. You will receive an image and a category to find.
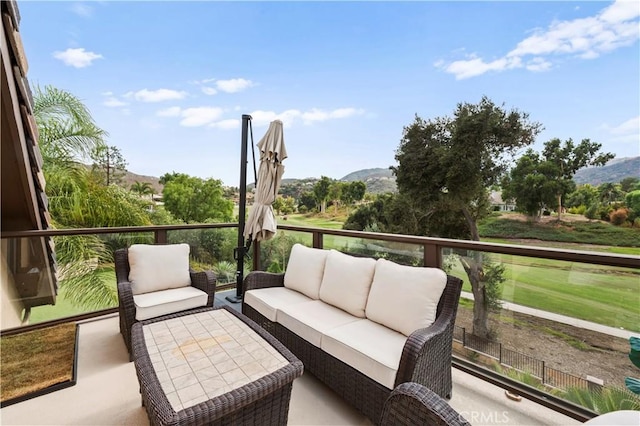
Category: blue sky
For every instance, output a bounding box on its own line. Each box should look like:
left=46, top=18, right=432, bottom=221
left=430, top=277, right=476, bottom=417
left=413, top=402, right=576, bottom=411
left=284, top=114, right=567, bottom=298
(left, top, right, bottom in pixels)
left=20, top=1, right=640, bottom=186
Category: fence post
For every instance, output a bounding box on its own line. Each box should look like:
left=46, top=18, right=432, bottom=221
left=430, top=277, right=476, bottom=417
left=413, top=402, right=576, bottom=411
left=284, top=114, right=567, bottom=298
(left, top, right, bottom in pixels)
left=542, top=361, right=545, bottom=384
left=462, top=327, right=466, bottom=347
left=499, top=343, right=502, bottom=364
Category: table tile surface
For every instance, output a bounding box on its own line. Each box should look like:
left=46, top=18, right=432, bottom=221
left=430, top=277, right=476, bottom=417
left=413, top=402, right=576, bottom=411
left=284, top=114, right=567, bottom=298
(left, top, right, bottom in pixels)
left=143, top=309, right=287, bottom=411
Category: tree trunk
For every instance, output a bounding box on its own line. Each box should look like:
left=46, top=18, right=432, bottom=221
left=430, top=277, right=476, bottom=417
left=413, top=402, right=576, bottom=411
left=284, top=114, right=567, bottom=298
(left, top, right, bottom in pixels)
left=460, top=254, right=491, bottom=339
left=459, top=207, right=491, bottom=339
left=557, top=193, right=563, bottom=221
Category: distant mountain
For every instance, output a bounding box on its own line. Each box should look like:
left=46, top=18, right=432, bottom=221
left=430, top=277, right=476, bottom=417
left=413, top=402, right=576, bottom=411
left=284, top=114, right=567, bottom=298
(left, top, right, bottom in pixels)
left=340, top=168, right=397, bottom=194
left=573, top=157, right=640, bottom=185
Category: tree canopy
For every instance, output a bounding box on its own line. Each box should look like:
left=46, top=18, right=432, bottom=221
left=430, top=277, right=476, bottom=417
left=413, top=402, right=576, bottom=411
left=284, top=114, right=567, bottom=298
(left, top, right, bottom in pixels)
left=392, top=96, right=541, bottom=241
left=160, top=172, right=233, bottom=223
left=502, top=138, right=614, bottom=220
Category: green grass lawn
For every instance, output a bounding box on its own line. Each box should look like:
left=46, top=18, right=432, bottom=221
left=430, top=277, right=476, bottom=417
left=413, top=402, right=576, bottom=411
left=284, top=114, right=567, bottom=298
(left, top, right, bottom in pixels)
left=30, top=269, right=118, bottom=324
left=281, top=214, right=344, bottom=229
left=448, top=254, right=640, bottom=332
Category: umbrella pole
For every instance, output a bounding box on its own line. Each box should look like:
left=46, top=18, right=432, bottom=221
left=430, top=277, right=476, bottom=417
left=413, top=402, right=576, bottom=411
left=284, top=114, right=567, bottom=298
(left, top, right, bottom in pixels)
left=226, top=114, right=252, bottom=304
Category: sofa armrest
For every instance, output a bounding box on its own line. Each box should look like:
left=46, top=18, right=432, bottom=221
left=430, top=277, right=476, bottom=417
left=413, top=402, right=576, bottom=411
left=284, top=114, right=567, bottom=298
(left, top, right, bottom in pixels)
left=117, top=280, right=136, bottom=352
left=243, top=271, right=285, bottom=292
left=381, top=382, right=470, bottom=426
left=395, top=275, right=463, bottom=393
left=190, top=269, right=217, bottom=307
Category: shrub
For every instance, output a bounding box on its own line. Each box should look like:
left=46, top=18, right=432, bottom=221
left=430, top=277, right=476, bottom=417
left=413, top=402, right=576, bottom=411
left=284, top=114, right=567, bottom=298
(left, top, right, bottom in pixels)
left=568, top=205, right=586, bottom=215
left=585, top=204, right=599, bottom=220
left=609, top=208, right=629, bottom=226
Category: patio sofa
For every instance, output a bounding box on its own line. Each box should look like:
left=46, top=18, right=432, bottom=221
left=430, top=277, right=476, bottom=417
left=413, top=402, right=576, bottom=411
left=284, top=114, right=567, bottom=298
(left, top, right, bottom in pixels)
left=242, top=243, right=463, bottom=424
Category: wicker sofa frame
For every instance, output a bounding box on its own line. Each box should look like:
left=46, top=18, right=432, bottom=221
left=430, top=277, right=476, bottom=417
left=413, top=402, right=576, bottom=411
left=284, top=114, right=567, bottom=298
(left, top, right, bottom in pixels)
left=131, top=307, right=304, bottom=426
left=241, top=270, right=463, bottom=424
left=115, top=248, right=217, bottom=358
left=380, top=382, right=471, bottom=426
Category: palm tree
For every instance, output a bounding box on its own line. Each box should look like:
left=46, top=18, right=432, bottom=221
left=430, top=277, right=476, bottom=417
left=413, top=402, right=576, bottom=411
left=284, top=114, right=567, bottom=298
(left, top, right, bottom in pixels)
left=131, top=181, right=154, bottom=198
left=34, top=86, right=119, bottom=310
left=34, top=85, right=107, bottom=166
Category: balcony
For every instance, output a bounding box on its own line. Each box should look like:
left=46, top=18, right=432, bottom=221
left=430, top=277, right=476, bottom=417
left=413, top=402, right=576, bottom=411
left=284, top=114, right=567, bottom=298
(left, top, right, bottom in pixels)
left=1, top=223, right=638, bottom=424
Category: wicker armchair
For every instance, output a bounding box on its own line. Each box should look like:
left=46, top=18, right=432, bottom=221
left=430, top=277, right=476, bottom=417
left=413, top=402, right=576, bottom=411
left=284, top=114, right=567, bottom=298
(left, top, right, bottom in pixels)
left=115, top=247, right=216, bottom=359
left=381, top=382, right=471, bottom=426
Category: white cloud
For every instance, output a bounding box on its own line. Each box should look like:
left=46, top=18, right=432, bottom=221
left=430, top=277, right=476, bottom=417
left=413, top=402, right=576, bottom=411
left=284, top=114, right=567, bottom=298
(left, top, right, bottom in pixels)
left=53, top=48, right=103, bottom=68
left=301, top=107, right=365, bottom=124
left=103, top=97, right=127, bottom=107
left=125, top=89, right=187, bottom=102
left=179, top=107, right=224, bottom=127
left=216, top=78, right=254, bottom=93
left=210, top=119, right=240, bottom=130
left=607, top=116, right=640, bottom=136
left=250, top=107, right=365, bottom=127
left=201, top=86, right=218, bottom=96
left=71, top=2, right=93, bottom=17
left=441, top=56, right=521, bottom=80
left=156, top=106, right=182, bottom=117
left=525, top=57, right=552, bottom=72
left=437, top=0, right=640, bottom=79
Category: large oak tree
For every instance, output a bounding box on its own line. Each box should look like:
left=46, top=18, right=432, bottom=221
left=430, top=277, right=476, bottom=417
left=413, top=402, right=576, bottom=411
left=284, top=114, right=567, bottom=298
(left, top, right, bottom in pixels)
left=392, top=97, right=541, bottom=338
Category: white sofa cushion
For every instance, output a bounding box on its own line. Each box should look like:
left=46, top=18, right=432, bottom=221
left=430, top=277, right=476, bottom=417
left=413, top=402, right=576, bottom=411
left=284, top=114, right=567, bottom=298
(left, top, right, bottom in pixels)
left=133, top=286, right=208, bottom=321
left=321, top=319, right=407, bottom=389
left=318, top=250, right=376, bottom=318
left=243, top=287, right=313, bottom=322
left=277, top=300, right=361, bottom=347
left=128, top=244, right=191, bottom=295
left=283, top=244, right=329, bottom=299
left=365, top=259, right=448, bottom=336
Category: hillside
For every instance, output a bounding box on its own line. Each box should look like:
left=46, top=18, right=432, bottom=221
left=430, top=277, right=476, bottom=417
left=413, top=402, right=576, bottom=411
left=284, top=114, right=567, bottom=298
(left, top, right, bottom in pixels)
left=340, top=168, right=397, bottom=194
left=121, top=170, right=163, bottom=194
left=573, top=156, right=640, bottom=185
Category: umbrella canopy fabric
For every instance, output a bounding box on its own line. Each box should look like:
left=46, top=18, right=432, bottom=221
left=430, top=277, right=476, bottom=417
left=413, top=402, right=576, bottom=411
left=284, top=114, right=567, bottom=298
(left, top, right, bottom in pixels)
left=243, top=120, right=287, bottom=242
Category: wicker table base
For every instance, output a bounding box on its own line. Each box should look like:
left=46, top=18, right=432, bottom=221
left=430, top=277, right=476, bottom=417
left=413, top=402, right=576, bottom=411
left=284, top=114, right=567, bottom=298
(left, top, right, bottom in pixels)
left=131, top=306, right=303, bottom=426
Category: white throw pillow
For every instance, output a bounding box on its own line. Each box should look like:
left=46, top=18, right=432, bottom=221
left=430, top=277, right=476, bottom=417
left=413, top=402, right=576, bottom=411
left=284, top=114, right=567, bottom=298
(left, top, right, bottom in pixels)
left=319, top=250, right=376, bottom=318
left=365, top=258, right=447, bottom=336
left=128, top=244, right=191, bottom=295
left=283, top=244, right=329, bottom=299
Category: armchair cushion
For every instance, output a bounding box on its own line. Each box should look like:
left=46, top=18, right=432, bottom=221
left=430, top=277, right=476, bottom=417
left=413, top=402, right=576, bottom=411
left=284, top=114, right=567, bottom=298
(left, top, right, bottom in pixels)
left=319, top=250, right=376, bottom=318
left=133, top=286, right=208, bottom=321
left=283, top=244, right=328, bottom=299
left=128, top=243, right=191, bottom=295
left=366, top=259, right=447, bottom=336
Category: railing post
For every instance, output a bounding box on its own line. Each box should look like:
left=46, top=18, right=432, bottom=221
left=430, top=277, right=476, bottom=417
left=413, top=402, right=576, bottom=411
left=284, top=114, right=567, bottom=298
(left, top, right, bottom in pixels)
left=542, top=361, right=546, bottom=384
left=462, top=327, right=466, bottom=347
left=253, top=240, right=260, bottom=271
left=423, top=243, right=440, bottom=267
left=155, top=229, right=167, bottom=244
left=313, top=231, right=323, bottom=249
left=499, top=343, right=502, bottom=364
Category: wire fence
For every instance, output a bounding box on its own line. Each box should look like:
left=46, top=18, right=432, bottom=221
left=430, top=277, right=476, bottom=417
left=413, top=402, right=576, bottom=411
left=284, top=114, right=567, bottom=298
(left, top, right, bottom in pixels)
left=454, top=325, right=589, bottom=390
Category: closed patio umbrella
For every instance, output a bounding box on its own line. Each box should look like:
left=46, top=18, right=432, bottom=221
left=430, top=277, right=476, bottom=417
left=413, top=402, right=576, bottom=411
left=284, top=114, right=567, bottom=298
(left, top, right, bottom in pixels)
left=244, top=119, right=287, bottom=242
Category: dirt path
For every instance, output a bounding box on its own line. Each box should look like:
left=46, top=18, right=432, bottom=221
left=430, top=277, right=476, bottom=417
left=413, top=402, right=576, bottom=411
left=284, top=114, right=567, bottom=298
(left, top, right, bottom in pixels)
left=455, top=307, right=636, bottom=388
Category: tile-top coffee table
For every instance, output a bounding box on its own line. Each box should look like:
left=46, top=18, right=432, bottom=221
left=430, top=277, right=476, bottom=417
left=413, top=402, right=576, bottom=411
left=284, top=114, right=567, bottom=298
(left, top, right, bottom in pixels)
left=131, top=306, right=303, bottom=426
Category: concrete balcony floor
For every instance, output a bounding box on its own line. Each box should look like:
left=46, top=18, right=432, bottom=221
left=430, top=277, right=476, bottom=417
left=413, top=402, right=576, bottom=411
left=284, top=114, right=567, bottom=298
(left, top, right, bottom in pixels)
left=0, top=310, right=579, bottom=425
